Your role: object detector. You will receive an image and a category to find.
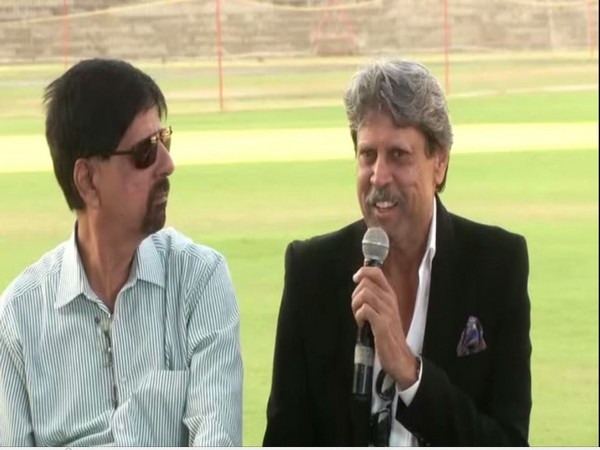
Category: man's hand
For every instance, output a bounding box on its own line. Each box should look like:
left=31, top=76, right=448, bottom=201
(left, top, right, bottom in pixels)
left=351, top=266, right=418, bottom=389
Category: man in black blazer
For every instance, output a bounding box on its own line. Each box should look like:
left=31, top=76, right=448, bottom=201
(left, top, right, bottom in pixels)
left=263, top=59, right=531, bottom=446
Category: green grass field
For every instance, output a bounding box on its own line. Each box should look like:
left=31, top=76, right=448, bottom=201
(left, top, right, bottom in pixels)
left=0, top=54, right=598, bottom=445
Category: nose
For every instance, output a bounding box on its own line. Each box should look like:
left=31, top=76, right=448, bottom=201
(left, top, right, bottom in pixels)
left=158, top=141, right=175, bottom=176
left=370, top=155, right=392, bottom=187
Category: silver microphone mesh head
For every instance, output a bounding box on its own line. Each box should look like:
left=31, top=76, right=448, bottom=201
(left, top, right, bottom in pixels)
left=362, top=227, right=389, bottom=264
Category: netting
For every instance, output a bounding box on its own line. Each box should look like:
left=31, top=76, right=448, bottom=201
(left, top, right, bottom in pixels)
left=0, top=0, right=597, bottom=63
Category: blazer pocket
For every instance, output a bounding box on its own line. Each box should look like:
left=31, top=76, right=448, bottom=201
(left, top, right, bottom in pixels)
left=454, top=350, right=492, bottom=400
left=128, top=369, right=190, bottom=446
left=456, top=348, right=490, bottom=369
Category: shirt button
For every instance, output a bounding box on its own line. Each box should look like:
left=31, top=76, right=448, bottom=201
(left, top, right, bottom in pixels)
left=117, top=422, right=125, bottom=431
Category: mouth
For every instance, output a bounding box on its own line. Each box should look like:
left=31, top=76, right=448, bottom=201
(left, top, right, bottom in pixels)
left=374, top=200, right=397, bottom=211
left=153, top=178, right=170, bottom=205
left=366, top=188, right=400, bottom=215
left=155, top=193, right=168, bottom=205
left=371, top=201, right=398, bottom=219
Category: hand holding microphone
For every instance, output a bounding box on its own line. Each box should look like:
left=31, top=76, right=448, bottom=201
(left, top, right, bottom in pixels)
left=351, top=227, right=389, bottom=401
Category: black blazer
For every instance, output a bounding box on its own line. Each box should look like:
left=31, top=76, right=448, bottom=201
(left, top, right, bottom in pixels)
left=263, top=198, right=532, bottom=446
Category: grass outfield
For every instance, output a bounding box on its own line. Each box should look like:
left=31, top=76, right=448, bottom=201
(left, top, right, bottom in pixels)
left=0, top=150, right=597, bottom=446
left=0, top=55, right=598, bottom=445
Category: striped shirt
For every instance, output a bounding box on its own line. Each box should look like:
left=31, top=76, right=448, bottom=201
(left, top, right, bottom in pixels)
left=0, top=226, right=243, bottom=446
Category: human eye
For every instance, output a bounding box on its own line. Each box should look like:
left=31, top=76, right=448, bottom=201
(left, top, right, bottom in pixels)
left=391, top=148, right=409, bottom=161
left=358, top=148, right=376, bottom=164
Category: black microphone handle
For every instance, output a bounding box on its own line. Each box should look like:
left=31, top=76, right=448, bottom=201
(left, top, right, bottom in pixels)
left=352, top=258, right=383, bottom=400
left=352, top=322, right=374, bottom=400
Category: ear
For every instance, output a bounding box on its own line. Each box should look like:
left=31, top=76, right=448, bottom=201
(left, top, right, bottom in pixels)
left=73, top=158, right=101, bottom=209
left=433, top=148, right=450, bottom=187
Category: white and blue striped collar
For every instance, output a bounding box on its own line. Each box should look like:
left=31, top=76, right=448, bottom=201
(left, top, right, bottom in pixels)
left=55, top=223, right=165, bottom=309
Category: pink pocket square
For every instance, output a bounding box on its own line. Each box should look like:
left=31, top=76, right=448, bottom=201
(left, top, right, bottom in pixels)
left=457, top=316, right=487, bottom=357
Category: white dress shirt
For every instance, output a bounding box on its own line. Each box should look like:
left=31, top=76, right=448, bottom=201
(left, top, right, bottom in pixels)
left=0, top=226, right=243, bottom=446
left=371, top=199, right=437, bottom=446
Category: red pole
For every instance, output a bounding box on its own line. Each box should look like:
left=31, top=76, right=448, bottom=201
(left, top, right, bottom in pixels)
left=443, top=0, right=450, bottom=96
left=63, top=0, right=69, bottom=69
left=584, top=0, right=597, bottom=59
left=216, top=0, right=224, bottom=111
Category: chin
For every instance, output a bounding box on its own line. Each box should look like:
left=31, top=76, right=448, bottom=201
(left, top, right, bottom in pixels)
left=142, top=213, right=166, bottom=235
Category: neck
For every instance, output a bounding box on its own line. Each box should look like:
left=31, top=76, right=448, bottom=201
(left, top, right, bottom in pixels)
left=387, top=245, right=417, bottom=272
left=385, top=225, right=429, bottom=275
left=382, top=231, right=428, bottom=336
left=383, top=244, right=423, bottom=336
left=385, top=197, right=435, bottom=275
left=76, top=215, right=141, bottom=312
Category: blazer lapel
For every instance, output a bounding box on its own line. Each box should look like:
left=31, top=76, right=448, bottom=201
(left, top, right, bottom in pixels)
left=423, top=197, right=459, bottom=368
left=342, top=221, right=372, bottom=446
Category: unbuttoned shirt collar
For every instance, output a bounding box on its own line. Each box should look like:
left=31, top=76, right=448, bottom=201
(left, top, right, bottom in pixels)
left=372, top=196, right=437, bottom=446
left=54, top=223, right=165, bottom=309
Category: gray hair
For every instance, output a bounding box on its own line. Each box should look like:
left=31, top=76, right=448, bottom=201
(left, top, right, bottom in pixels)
left=344, top=59, right=453, bottom=156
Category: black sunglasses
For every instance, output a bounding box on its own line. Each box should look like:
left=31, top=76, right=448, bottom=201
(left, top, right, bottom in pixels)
left=111, top=126, right=172, bottom=169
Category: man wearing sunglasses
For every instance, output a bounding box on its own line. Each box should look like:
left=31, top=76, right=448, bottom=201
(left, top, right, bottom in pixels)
left=0, top=59, right=243, bottom=446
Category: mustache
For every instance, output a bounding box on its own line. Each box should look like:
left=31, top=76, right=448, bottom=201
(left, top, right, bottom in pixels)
left=365, top=188, right=401, bottom=206
left=151, top=177, right=170, bottom=197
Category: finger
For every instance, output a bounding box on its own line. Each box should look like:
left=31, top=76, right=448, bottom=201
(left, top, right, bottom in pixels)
left=351, top=284, right=377, bottom=316
left=353, top=266, right=392, bottom=293
left=356, top=292, right=404, bottom=341
left=352, top=280, right=396, bottom=319
left=354, top=303, right=377, bottom=328
left=356, top=303, right=399, bottom=342
left=351, top=279, right=388, bottom=316
left=353, top=266, right=384, bottom=282
left=351, top=276, right=378, bottom=301
left=352, top=275, right=390, bottom=301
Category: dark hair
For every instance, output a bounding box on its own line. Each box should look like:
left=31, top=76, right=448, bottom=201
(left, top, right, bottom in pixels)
left=43, top=58, right=167, bottom=210
left=344, top=59, right=453, bottom=191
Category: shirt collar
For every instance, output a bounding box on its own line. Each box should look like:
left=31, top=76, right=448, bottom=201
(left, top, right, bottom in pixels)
left=133, top=235, right=165, bottom=288
left=55, top=224, right=165, bottom=309
left=419, top=197, right=438, bottom=270
left=55, top=225, right=95, bottom=309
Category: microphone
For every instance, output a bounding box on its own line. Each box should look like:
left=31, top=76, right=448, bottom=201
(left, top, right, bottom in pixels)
left=352, top=227, right=389, bottom=401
